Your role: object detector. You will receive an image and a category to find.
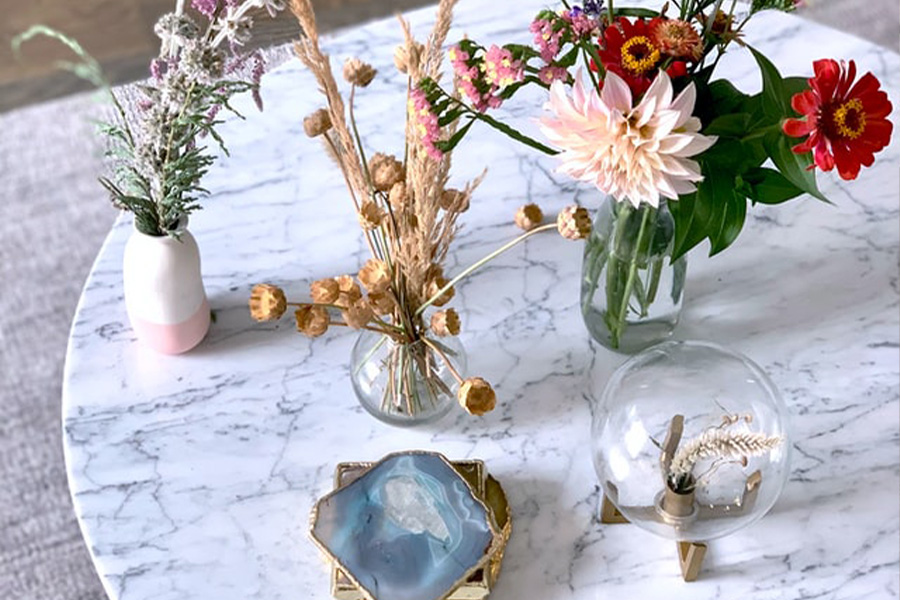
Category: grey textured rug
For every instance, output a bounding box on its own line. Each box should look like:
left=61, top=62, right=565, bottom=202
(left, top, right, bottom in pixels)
left=0, top=3, right=897, bottom=599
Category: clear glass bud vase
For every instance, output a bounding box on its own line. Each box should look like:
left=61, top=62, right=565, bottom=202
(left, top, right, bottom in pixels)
left=350, top=330, right=466, bottom=427
left=581, top=197, right=686, bottom=354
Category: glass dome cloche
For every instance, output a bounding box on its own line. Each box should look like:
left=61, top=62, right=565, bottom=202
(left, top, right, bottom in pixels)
left=590, top=340, right=791, bottom=543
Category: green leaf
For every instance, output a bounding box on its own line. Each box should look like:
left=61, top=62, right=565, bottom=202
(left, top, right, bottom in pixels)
left=669, top=161, right=741, bottom=259
left=763, top=130, right=830, bottom=202
left=613, top=7, right=658, bottom=17
left=707, top=79, right=746, bottom=115
left=742, top=167, right=805, bottom=204
left=741, top=92, right=765, bottom=129
left=498, top=79, right=533, bottom=99
left=748, top=46, right=789, bottom=123
left=670, top=190, right=709, bottom=261
left=704, top=112, right=751, bottom=137
left=434, top=118, right=475, bottom=153
left=701, top=137, right=766, bottom=173
left=437, top=107, right=462, bottom=127
left=555, top=45, right=580, bottom=68
left=709, top=190, right=747, bottom=255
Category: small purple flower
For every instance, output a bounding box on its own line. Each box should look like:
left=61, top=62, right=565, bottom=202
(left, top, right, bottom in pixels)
left=149, top=58, right=165, bottom=81
left=192, top=0, right=218, bottom=18
left=250, top=51, right=265, bottom=110
left=582, top=0, right=604, bottom=16
left=206, top=104, right=222, bottom=126
left=563, top=8, right=597, bottom=38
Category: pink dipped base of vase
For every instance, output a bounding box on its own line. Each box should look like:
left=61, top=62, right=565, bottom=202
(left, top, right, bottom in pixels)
left=129, top=297, right=210, bottom=355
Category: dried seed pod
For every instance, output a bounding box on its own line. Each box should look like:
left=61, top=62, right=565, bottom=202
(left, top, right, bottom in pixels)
left=295, top=305, right=329, bottom=337
left=249, top=283, right=287, bottom=321
left=393, top=41, right=424, bottom=74
left=367, top=291, right=395, bottom=316
left=425, top=275, right=455, bottom=307
left=557, top=205, right=592, bottom=240
left=431, top=309, right=461, bottom=336
left=458, top=377, right=496, bottom=416
left=368, top=153, right=405, bottom=192
left=439, top=188, right=469, bottom=212
left=342, top=298, right=374, bottom=329
left=334, top=275, right=362, bottom=307
left=310, top=278, right=340, bottom=304
left=343, top=57, right=377, bottom=87
left=514, top=203, right=544, bottom=231
left=358, top=201, right=384, bottom=230
left=303, top=108, right=332, bottom=137
left=358, top=259, right=390, bottom=294
left=388, top=181, right=408, bottom=209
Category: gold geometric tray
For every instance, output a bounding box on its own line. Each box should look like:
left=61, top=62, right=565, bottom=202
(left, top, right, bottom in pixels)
left=325, top=458, right=511, bottom=600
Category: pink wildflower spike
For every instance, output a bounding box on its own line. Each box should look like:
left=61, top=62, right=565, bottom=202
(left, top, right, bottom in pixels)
left=563, top=9, right=597, bottom=38
left=538, top=65, right=568, bottom=85
left=409, top=88, right=444, bottom=161
left=448, top=45, right=470, bottom=73
left=530, top=18, right=563, bottom=62
left=482, top=45, right=524, bottom=88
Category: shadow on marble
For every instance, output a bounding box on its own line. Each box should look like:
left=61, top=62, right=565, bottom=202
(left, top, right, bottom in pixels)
left=678, top=244, right=896, bottom=348
left=482, top=472, right=606, bottom=600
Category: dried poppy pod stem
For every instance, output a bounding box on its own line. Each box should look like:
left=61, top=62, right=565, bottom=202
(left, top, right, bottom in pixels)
left=421, top=337, right=465, bottom=384
left=415, top=222, right=559, bottom=315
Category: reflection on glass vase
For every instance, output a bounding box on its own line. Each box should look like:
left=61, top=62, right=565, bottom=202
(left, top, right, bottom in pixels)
left=581, top=197, right=686, bottom=354
left=350, top=329, right=467, bottom=427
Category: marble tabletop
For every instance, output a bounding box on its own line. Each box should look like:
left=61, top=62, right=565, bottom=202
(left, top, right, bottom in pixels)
left=62, top=2, right=900, bottom=599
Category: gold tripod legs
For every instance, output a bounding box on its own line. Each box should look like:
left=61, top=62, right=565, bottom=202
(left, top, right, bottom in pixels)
left=599, top=495, right=708, bottom=582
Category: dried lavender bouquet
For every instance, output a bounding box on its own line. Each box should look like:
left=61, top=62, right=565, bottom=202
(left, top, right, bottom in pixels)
left=250, top=0, right=587, bottom=423
left=14, top=0, right=284, bottom=237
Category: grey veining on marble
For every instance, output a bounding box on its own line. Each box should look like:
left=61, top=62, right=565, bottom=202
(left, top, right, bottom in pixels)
left=62, top=2, right=899, bottom=599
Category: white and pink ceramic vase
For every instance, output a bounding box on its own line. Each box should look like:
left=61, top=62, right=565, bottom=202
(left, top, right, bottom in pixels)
left=123, top=218, right=210, bottom=354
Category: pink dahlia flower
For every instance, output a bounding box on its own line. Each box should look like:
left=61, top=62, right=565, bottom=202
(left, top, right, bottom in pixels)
left=539, top=70, right=717, bottom=207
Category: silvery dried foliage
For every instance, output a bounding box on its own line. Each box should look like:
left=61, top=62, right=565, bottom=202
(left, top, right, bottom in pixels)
left=15, top=1, right=283, bottom=237
left=100, top=2, right=283, bottom=236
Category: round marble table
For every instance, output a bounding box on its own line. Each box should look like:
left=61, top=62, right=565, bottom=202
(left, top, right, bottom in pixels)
left=63, top=3, right=900, bottom=599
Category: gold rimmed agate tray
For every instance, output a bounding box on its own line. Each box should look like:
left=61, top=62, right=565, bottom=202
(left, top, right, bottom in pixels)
left=310, top=451, right=511, bottom=600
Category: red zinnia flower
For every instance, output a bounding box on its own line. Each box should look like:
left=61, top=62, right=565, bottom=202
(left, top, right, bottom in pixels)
left=595, top=17, right=664, bottom=97
left=783, top=59, right=892, bottom=180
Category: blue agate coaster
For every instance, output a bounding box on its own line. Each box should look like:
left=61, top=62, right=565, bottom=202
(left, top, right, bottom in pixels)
left=311, top=452, right=499, bottom=600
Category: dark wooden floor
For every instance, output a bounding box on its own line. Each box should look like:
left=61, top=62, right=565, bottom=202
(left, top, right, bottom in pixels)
left=0, top=0, right=433, bottom=113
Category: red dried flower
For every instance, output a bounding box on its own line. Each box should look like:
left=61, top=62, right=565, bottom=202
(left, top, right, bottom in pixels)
left=782, top=59, right=892, bottom=180
left=651, top=19, right=703, bottom=61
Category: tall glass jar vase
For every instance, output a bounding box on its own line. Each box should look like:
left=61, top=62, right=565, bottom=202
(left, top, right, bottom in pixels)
left=350, top=330, right=467, bottom=427
left=581, top=197, right=686, bottom=354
